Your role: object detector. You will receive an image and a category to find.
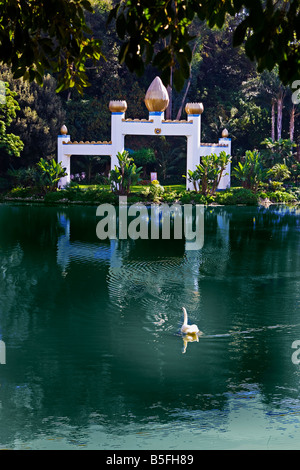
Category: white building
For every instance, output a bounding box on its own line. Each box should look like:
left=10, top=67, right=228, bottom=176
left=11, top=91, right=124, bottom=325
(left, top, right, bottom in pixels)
left=57, top=76, right=231, bottom=190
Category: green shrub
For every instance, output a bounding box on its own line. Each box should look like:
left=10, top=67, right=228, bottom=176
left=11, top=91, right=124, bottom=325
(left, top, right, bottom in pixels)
left=257, top=191, right=268, bottom=199
left=192, top=193, right=207, bottom=204
left=216, top=188, right=258, bottom=205
left=148, top=180, right=164, bottom=202
left=95, top=190, right=118, bottom=204
left=127, top=195, right=143, bottom=204
left=44, top=187, right=119, bottom=204
left=44, top=191, right=67, bottom=203
left=6, top=187, right=36, bottom=198
left=7, top=166, right=41, bottom=188
left=161, top=191, right=180, bottom=203
left=178, top=191, right=193, bottom=204
left=141, top=180, right=165, bottom=202
left=288, top=188, right=300, bottom=201
left=268, top=163, right=291, bottom=182
left=269, top=181, right=284, bottom=191
left=65, top=187, right=118, bottom=204
left=62, top=186, right=84, bottom=201
left=267, top=191, right=295, bottom=203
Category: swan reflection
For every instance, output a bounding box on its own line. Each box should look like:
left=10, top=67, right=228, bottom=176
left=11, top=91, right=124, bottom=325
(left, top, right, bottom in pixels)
left=182, top=332, right=200, bottom=354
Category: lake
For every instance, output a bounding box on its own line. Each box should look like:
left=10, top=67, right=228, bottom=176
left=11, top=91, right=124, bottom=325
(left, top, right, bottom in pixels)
left=0, top=202, right=299, bottom=450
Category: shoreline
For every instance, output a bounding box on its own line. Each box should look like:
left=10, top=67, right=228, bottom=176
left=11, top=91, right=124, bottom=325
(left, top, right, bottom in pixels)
left=0, top=195, right=298, bottom=207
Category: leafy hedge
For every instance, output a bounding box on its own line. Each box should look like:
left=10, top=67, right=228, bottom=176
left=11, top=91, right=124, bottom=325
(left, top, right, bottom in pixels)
left=44, top=187, right=118, bottom=204
left=2, top=184, right=299, bottom=206
left=215, top=188, right=259, bottom=205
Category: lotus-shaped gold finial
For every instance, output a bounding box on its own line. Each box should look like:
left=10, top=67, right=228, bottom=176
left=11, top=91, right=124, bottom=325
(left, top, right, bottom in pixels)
left=145, top=77, right=169, bottom=112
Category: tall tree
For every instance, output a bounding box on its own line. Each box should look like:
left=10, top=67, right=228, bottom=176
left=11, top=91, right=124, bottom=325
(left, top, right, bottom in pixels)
left=0, top=66, right=66, bottom=167
left=0, top=82, right=24, bottom=173
left=242, top=68, right=291, bottom=141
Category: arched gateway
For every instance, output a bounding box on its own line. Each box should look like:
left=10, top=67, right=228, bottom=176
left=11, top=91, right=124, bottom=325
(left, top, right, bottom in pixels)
left=57, top=76, right=231, bottom=190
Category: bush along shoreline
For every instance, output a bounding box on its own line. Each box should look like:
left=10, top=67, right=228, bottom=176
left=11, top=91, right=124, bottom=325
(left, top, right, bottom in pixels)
left=1, top=151, right=299, bottom=207
left=1, top=184, right=299, bottom=206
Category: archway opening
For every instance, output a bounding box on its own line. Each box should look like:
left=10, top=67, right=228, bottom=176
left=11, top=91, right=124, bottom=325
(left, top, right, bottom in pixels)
left=70, top=154, right=110, bottom=185
left=125, top=134, right=187, bottom=186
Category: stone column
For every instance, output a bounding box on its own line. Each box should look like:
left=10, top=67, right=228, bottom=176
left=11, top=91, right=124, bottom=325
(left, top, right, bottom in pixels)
left=109, top=101, right=127, bottom=170
left=57, top=125, right=70, bottom=188
left=185, top=103, right=204, bottom=191
left=218, top=129, right=231, bottom=189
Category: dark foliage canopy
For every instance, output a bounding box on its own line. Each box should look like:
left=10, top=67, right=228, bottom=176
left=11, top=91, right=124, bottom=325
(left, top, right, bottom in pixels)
left=0, top=0, right=299, bottom=92
left=108, top=0, right=300, bottom=90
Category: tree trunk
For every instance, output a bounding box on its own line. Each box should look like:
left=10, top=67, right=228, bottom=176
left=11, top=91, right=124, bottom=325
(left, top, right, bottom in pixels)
left=289, top=104, right=295, bottom=142
left=277, top=89, right=284, bottom=140
left=165, top=67, right=173, bottom=120
left=176, top=41, right=198, bottom=121
left=271, top=100, right=275, bottom=140
left=176, top=79, right=191, bottom=121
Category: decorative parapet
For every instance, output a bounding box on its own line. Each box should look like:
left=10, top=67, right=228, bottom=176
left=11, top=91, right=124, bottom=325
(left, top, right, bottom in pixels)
left=120, top=118, right=193, bottom=124
left=63, top=140, right=112, bottom=145
left=162, top=119, right=192, bottom=124
left=200, top=143, right=229, bottom=147
left=122, top=118, right=153, bottom=123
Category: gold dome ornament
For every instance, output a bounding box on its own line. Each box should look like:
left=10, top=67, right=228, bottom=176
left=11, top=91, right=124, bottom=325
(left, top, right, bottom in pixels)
left=222, top=129, right=229, bottom=138
left=60, top=125, right=68, bottom=135
left=185, top=103, right=204, bottom=115
left=109, top=100, right=127, bottom=113
left=145, top=77, right=169, bottom=113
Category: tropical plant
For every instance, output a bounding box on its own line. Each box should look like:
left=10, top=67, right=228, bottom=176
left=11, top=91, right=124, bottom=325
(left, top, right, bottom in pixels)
left=7, top=166, right=40, bottom=188
left=37, top=158, right=67, bottom=193
left=110, top=151, right=142, bottom=195
left=209, top=151, right=232, bottom=195
left=261, top=138, right=296, bottom=168
left=232, top=150, right=267, bottom=192
left=188, top=151, right=231, bottom=195
left=290, top=163, right=300, bottom=185
left=268, top=163, right=291, bottom=182
left=195, top=156, right=214, bottom=195
left=183, top=169, right=201, bottom=192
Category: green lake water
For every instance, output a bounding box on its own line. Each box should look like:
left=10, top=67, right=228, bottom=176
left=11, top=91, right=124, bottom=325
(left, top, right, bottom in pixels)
left=0, top=202, right=299, bottom=450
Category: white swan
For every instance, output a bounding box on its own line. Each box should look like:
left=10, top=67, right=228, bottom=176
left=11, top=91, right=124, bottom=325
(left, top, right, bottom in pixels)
left=181, top=307, right=200, bottom=335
